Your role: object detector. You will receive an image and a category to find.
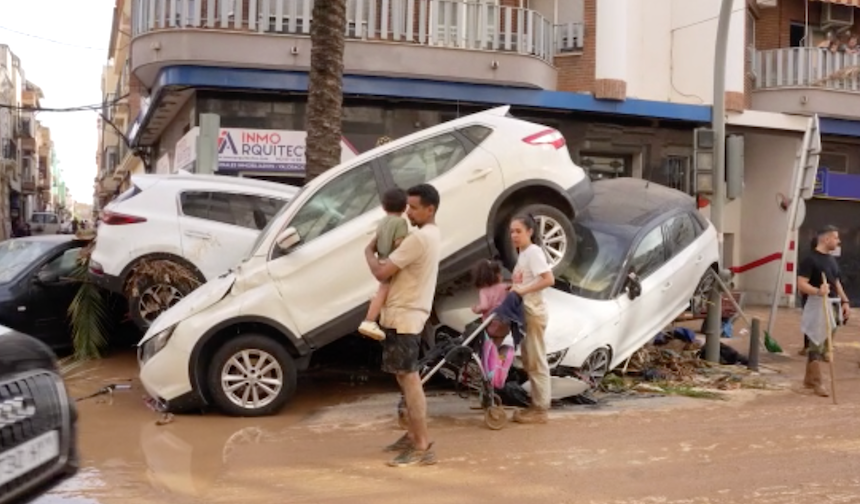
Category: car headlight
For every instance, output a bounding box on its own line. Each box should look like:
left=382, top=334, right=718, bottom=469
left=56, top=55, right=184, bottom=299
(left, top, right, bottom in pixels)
left=138, top=325, right=176, bottom=365
left=547, top=348, right=568, bottom=367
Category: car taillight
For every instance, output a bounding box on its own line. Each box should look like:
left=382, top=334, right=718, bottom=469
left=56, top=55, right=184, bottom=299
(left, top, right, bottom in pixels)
left=522, top=128, right=566, bottom=149
left=102, top=210, right=146, bottom=225
left=89, top=260, right=104, bottom=275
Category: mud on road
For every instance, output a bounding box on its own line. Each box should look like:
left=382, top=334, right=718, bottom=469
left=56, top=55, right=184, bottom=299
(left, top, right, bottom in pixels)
left=36, top=309, right=860, bottom=504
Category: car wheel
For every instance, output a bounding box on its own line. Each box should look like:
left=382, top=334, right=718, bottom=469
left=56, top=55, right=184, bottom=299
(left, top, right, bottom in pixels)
left=498, top=203, right=575, bottom=275
left=579, top=347, right=611, bottom=391
left=690, top=271, right=716, bottom=316
left=207, top=334, right=297, bottom=417
left=127, top=261, right=203, bottom=331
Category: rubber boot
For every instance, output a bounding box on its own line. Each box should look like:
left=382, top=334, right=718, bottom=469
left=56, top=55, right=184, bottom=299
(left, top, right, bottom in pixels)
left=808, top=361, right=830, bottom=397
left=803, top=361, right=815, bottom=389
left=513, top=407, right=548, bottom=424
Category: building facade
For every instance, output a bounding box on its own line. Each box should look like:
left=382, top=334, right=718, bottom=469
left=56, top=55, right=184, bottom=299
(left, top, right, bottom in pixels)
left=94, top=0, right=860, bottom=305
left=0, top=45, right=53, bottom=239
left=95, top=0, right=145, bottom=211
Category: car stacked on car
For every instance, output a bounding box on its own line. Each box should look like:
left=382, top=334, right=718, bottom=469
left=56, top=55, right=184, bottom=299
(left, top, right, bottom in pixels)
left=136, top=105, right=593, bottom=416
left=130, top=105, right=719, bottom=418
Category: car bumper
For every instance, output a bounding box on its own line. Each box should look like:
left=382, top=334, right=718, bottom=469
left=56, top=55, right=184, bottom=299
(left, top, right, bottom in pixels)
left=566, top=176, right=595, bottom=215
left=138, top=346, right=205, bottom=413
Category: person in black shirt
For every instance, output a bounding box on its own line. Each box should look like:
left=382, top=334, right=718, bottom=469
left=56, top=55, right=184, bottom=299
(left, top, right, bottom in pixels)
left=796, top=225, right=849, bottom=397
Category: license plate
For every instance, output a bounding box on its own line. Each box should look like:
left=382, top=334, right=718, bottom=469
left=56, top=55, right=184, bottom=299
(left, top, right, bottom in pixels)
left=0, top=430, right=60, bottom=487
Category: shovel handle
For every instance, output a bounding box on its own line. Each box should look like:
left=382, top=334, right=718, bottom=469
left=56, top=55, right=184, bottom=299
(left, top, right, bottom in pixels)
left=821, top=273, right=838, bottom=405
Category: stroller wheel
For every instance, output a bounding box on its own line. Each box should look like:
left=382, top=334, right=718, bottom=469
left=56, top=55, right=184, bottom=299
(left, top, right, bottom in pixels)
left=396, top=398, right=409, bottom=430
left=484, top=406, right=507, bottom=430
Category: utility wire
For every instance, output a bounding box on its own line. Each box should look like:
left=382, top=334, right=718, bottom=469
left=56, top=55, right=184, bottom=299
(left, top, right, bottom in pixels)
left=0, top=94, right=130, bottom=113
left=0, top=25, right=108, bottom=51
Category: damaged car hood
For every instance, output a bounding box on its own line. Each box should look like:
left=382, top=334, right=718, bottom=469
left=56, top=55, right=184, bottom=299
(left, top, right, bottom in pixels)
left=434, top=287, right=614, bottom=355
left=140, top=272, right=236, bottom=344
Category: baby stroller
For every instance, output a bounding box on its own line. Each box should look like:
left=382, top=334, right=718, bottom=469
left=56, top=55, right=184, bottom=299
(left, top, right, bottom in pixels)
left=395, top=313, right=514, bottom=430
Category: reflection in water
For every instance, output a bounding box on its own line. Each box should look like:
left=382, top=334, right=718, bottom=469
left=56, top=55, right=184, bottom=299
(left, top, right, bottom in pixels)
left=140, top=422, right=271, bottom=498
left=38, top=346, right=399, bottom=503
left=33, top=468, right=107, bottom=504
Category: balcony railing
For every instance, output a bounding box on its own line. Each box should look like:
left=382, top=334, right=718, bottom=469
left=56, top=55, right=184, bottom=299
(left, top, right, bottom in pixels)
left=754, top=47, right=860, bottom=91
left=132, top=0, right=573, bottom=64
left=555, top=22, right=584, bottom=53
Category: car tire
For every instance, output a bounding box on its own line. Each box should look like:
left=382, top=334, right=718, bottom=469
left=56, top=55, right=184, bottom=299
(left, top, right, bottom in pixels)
left=127, top=260, right=203, bottom=331
left=207, top=334, right=298, bottom=417
left=579, top=347, right=612, bottom=391
left=690, top=270, right=716, bottom=317
left=497, top=203, right=576, bottom=276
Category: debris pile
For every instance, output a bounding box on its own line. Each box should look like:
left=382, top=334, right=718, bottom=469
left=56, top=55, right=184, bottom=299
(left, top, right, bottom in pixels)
left=601, top=330, right=773, bottom=399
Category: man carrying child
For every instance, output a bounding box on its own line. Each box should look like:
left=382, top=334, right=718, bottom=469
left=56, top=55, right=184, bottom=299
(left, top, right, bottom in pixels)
left=364, top=184, right=441, bottom=467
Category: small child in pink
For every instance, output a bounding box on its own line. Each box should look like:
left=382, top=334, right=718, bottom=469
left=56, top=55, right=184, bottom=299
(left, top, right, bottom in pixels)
left=471, top=259, right=515, bottom=389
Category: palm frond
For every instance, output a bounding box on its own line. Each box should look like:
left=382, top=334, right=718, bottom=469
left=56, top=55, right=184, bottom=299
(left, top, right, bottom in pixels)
left=66, top=239, right=110, bottom=361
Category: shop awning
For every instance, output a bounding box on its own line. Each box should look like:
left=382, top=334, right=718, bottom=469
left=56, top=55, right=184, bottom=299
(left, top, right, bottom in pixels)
left=812, top=0, right=860, bottom=7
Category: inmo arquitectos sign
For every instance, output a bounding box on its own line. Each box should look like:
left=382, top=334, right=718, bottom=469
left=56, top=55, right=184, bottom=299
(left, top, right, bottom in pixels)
left=173, top=127, right=358, bottom=173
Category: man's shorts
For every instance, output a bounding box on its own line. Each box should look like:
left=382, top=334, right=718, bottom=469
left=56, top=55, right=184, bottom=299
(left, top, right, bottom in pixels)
left=381, top=329, right=420, bottom=374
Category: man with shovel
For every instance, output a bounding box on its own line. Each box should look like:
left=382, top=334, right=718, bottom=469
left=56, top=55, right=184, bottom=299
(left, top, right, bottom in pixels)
left=797, top=225, right=849, bottom=397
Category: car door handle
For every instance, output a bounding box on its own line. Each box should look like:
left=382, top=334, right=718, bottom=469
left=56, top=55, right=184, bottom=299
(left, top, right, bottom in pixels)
left=467, top=167, right=494, bottom=183
left=662, top=281, right=672, bottom=292
left=184, top=230, right=212, bottom=240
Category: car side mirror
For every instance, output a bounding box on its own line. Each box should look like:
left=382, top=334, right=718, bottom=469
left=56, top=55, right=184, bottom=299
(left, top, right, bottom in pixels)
left=275, top=227, right=300, bottom=251
left=35, top=270, right=60, bottom=285
left=625, top=272, right=642, bottom=300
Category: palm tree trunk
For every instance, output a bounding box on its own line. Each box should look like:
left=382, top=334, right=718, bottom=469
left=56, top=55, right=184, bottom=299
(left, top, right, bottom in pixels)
left=305, top=0, right=347, bottom=183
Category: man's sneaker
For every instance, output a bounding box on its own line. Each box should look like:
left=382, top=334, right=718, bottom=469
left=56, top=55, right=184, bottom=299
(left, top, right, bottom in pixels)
left=359, top=321, right=386, bottom=341
left=383, top=434, right=414, bottom=453
left=387, top=443, right=437, bottom=467
left=513, top=407, right=548, bottom=424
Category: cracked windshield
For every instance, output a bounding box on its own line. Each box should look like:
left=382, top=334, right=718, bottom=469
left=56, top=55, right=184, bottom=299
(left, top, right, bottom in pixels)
left=1, top=1, right=859, bottom=504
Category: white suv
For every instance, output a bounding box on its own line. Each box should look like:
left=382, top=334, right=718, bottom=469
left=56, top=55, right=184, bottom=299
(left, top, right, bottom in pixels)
left=89, top=173, right=297, bottom=329
left=138, top=106, right=593, bottom=416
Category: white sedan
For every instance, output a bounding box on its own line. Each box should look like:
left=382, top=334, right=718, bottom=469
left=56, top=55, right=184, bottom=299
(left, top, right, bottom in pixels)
left=434, top=177, right=720, bottom=394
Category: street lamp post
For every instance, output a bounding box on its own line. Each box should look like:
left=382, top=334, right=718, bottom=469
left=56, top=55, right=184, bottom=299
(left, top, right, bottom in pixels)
left=705, top=0, right=735, bottom=363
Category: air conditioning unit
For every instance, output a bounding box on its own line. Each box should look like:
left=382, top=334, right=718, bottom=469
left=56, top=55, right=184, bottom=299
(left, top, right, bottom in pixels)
left=822, top=3, right=854, bottom=29
left=756, top=0, right=777, bottom=7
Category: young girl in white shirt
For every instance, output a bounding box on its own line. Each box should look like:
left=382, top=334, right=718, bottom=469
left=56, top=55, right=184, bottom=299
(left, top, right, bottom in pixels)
left=508, top=214, right=555, bottom=424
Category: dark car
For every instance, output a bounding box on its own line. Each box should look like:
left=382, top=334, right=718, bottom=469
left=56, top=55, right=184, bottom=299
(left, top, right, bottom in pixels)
left=0, top=236, right=90, bottom=349
left=0, top=327, right=79, bottom=503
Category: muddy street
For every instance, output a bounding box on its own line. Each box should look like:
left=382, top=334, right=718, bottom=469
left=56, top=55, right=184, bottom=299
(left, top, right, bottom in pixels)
left=36, top=309, right=860, bottom=504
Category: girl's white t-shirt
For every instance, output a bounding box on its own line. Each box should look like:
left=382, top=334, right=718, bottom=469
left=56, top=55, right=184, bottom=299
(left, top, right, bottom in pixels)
left=513, top=243, right=551, bottom=308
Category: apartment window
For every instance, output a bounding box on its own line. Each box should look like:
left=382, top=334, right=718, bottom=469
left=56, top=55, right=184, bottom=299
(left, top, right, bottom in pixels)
left=746, top=9, right=756, bottom=66
left=658, top=155, right=693, bottom=195
left=819, top=152, right=849, bottom=174
left=790, top=22, right=806, bottom=48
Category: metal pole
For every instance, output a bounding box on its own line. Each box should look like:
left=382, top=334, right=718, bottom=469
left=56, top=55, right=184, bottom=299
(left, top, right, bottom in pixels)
left=196, top=113, right=220, bottom=175
left=706, top=0, right=734, bottom=363
left=748, top=317, right=760, bottom=372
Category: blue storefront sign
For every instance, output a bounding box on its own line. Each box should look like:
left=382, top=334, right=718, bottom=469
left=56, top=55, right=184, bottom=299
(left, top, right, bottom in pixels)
left=814, top=168, right=827, bottom=196
left=814, top=167, right=860, bottom=201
